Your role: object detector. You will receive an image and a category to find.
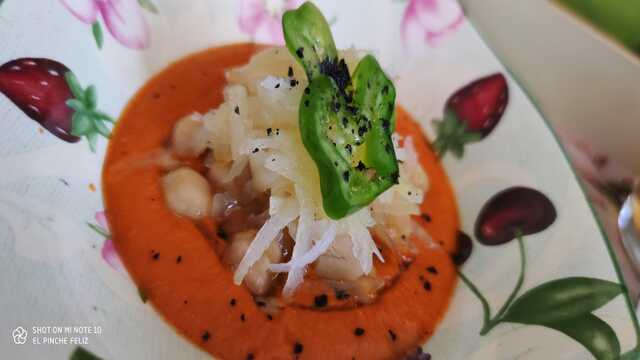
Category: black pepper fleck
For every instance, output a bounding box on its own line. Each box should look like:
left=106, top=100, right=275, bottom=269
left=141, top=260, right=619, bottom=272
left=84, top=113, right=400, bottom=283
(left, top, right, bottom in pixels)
left=304, top=87, right=311, bottom=95
left=427, top=266, right=438, bottom=274
left=252, top=148, right=260, bottom=153
left=421, top=213, right=432, bottom=222
left=354, top=327, right=365, bottom=336
left=423, top=281, right=432, bottom=291
left=296, top=47, right=304, bottom=58
left=335, top=289, right=350, bottom=300
left=246, top=353, right=255, bottom=360
left=345, top=144, right=352, bottom=153
left=234, top=106, right=240, bottom=115
left=382, top=85, right=389, bottom=95
left=356, top=161, right=366, bottom=171
left=152, top=252, right=160, bottom=260
left=176, top=255, right=182, bottom=264
left=240, top=313, right=246, bottom=322
left=266, top=128, right=273, bottom=136
left=342, top=171, right=350, bottom=182
left=388, top=329, right=397, bottom=342
left=256, top=300, right=266, bottom=307
left=314, top=294, right=328, bottom=308
left=267, top=314, right=273, bottom=321
left=304, top=100, right=310, bottom=107
left=201, top=331, right=210, bottom=342
left=294, top=342, right=304, bottom=354
left=230, top=298, right=237, bottom=306
left=288, top=66, right=294, bottom=77
left=217, top=228, right=228, bottom=240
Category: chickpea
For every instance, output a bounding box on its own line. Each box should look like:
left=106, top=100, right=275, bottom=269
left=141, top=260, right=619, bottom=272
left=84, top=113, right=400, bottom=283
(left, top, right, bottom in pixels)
left=161, top=167, right=211, bottom=219
left=172, top=114, right=208, bottom=157
left=315, top=235, right=364, bottom=281
left=224, top=230, right=282, bottom=295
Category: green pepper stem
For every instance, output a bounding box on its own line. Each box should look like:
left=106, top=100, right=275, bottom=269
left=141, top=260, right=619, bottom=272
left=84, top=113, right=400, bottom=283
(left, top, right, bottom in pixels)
left=457, top=270, right=492, bottom=332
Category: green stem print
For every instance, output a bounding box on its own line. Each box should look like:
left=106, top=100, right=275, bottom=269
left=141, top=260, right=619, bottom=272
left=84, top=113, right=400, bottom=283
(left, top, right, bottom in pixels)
left=461, top=187, right=637, bottom=360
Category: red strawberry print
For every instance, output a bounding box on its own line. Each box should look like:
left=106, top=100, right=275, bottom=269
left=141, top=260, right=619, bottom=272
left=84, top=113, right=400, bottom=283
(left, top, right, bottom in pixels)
left=0, top=58, right=113, bottom=151
left=432, top=73, right=508, bottom=158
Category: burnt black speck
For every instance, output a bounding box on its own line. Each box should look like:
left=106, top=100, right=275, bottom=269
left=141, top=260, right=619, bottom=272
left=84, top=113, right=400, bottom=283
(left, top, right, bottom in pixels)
left=356, top=161, right=366, bottom=171
left=294, top=342, right=304, bottom=354
left=240, top=314, right=246, bottom=322
left=230, top=298, right=237, bottom=306
left=423, top=281, right=432, bottom=291
left=427, top=266, right=438, bottom=274
left=267, top=314, right=273, bottom=321
left=354, top=327, right=365, bottom=336
left=345, top=144, right=352, bottom=153
left=152, top=252, right=160, bottom=260
left=388, top=329, right=397, bottom=342
left=288, top=66, right=294, bottom=77
left=335, top=289, right=350, bottom=300
left=266, top=128, right=273, bottom=136
left=275, top=83, right=280, bottom=89
left=234, top=106, right=240, bottom=115
left=217, top=228, right=228, bottom=240
left=201, top=331, right=210, bottom=342
left=296, top=47, right=304, bottom=58
left=246, top=353, right=255, bottom=360
left=252, top=148, right=259, bottom=153
left=176, top=256, right=182, bottom=264
left=314, top=294, right=328, bottom=308
left=421, top=213, right=432, bottom=222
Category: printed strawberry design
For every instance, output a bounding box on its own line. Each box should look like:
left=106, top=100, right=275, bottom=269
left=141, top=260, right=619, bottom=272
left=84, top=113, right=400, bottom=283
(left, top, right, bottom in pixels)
left=432, top=73, right=508, bottom=158
left=0, top=58, right=113, bottom=151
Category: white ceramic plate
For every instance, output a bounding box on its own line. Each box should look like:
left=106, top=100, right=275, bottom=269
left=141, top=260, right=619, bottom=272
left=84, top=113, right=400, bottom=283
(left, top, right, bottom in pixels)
left=1, top=1, right=638, bottom=359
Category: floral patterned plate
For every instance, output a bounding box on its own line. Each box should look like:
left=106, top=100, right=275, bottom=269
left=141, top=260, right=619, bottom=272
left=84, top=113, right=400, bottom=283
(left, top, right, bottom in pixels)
left=1, top=1, right=638, bottom=359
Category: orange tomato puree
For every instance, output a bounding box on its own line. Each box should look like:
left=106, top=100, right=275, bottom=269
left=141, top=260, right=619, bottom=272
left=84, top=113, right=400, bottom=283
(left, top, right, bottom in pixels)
left=103, top=43, right=459, bottom=360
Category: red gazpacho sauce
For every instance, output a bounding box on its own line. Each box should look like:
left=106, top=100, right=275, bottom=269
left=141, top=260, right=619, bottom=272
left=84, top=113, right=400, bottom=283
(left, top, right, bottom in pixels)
left=102, top=43, right=460, bottom=360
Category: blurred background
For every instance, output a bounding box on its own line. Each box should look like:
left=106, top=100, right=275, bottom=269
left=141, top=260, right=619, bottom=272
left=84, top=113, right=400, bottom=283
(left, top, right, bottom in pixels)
left=461, top=0, right=640, bottom=175
left=461, top=0, right=640, bottom=294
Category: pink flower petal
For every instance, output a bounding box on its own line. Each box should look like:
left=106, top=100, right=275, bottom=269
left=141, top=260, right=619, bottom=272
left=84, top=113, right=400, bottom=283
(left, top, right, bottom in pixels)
left=239, top=0, right=269, bottom=35
left=252, top=16, right=286, bottom=45
left=95, top=210, right=109, bottom=230
left=402, top=0, right=464, bottom=48
left=96, top=0, right=150, bottom=49
left=238, top=0, right=303, bottom=45
left=60, top=0, right=99, bottom=24
left=102, top=238, right=125, bottom=273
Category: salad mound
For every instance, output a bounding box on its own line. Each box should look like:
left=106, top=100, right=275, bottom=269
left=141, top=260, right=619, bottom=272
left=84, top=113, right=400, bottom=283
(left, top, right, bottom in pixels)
left=161, top=2, right=429, bottom=300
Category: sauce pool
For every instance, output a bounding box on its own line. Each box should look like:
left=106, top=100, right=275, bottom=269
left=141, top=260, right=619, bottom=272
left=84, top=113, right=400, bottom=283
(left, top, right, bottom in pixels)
left=103, top=43, right=460, bottom=359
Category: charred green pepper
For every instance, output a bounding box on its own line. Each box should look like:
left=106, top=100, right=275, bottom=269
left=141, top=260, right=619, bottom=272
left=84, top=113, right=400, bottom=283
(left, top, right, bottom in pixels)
left=283, top=2, right=399, bottom=219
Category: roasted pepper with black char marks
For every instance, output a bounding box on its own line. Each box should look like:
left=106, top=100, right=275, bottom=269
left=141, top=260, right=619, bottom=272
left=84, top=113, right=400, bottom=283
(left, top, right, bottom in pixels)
left=283, top=2, right=399, bottom=219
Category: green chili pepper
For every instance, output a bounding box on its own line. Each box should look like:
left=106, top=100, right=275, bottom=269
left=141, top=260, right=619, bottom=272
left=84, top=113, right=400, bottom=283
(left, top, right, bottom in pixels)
left=283, top=2, right=399, bottom=219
